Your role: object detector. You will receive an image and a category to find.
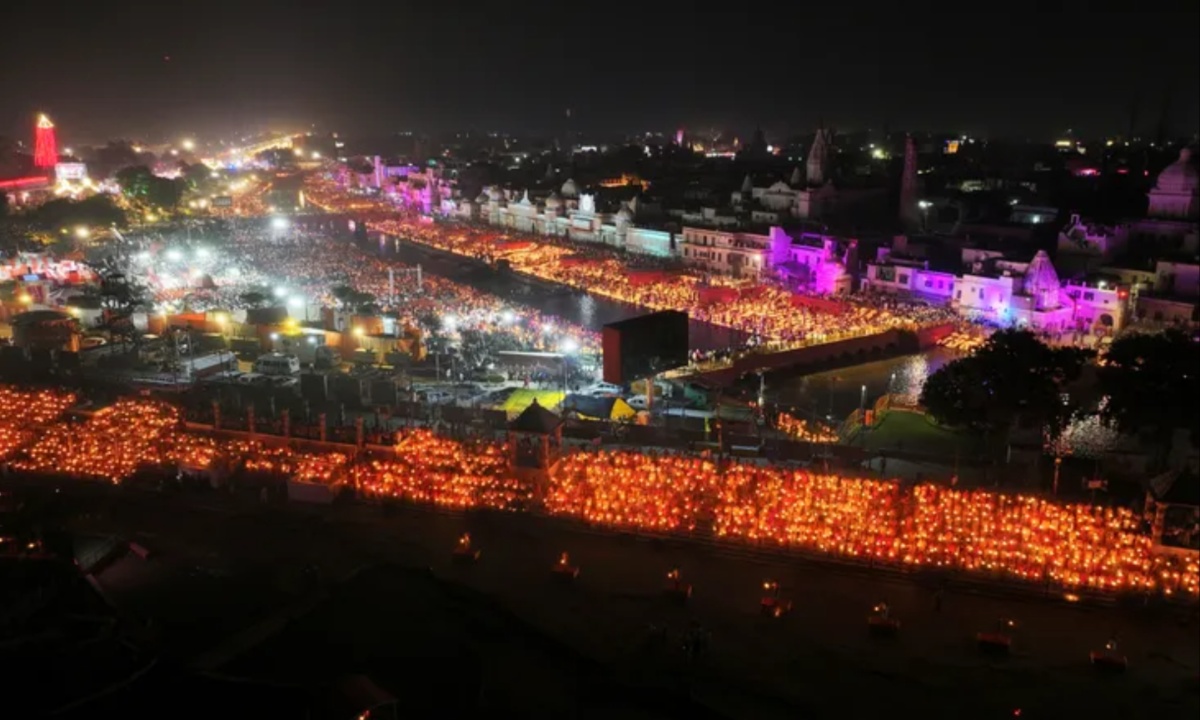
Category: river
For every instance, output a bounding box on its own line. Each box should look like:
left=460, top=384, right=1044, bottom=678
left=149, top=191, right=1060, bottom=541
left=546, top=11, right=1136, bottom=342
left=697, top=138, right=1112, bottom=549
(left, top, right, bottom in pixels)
left=767, top=347, right=957, bottom=421
left=370, top=232, right=955, bottom=414
left=373, top=234, right=750, bottom=352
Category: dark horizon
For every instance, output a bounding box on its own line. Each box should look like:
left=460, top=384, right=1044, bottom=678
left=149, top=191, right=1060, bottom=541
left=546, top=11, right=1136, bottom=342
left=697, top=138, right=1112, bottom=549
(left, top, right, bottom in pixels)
left=1, top=5, right=1198, bottom=146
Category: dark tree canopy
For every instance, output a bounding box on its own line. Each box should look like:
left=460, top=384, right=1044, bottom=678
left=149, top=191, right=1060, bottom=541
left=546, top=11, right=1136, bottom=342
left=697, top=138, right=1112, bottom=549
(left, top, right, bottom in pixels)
left=920, top=329, right=1094, bottom=440
left=26, top=194, right=126, bottom=229
left=87, top=141, right=156, bottom=179
left=238, top=291, right=268, bottom=308
left=116, top=165, right=185, bottom=210
left=1098, top=329, right=1200, bottom=447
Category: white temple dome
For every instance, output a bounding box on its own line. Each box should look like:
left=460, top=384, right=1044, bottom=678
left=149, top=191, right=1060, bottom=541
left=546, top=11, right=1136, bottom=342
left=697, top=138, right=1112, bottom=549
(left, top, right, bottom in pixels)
left=1024, top=250, right=1061, bottom=311
left=486, top=186, right=504, bottom=202
left=544, top=192, right=562, bottom=208
left=615, top=204, right=634, bottom=223
left=1154, top=148, right=1198, bottom=194
left=561, top=178, right=579, bottom=197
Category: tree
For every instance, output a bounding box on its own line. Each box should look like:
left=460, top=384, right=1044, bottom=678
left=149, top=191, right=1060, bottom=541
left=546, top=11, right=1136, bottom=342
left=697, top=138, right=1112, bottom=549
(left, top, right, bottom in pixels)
left=116, top=165, right=184, bottom=210
left=331, top=285, right=356, bottom=307
left=921, top=329, right=1094, bottom=446
left=180, top=162, right=211, bottom=190
left=116, top=165, right=155, bottom=199
left=1098, top=330, right=1200, bottom=458
left=239, top=291, right=268, bottom=308
left=89, top=141, right=154, bottom=179
left=146, top=175, right=185, bottom=209
left=27, top=194, right=126, bottom=230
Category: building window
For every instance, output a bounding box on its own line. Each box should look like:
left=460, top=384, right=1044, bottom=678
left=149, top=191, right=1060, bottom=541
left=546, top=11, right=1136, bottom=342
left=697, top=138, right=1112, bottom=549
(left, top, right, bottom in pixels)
left=1083, top=291, right=1095, bottom=301
left=956, top=290, right=962, bottom=300
left=898, top=273, right=909, bottom=284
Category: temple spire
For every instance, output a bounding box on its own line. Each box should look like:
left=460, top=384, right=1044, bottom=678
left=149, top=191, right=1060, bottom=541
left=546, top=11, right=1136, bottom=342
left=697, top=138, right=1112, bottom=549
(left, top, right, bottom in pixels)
left=899, top=134, right=921, bottom=230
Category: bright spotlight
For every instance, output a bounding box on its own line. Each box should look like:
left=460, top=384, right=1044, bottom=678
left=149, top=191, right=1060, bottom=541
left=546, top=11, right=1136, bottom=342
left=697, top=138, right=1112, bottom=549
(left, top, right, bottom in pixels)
left=501, top=310, right=516, bottom=324
left=273, top=286, right=288, bottom=298
left=287, top=296, right=303, bottom=308
left=271, top=216, right=289, bottom=230
left=560, top=338, right=580, bottom=354
left=166, top=249, right=183, bottom=262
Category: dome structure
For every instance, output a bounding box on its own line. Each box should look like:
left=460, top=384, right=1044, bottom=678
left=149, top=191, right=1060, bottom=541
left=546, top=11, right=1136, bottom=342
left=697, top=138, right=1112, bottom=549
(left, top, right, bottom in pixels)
left=544, top=192, right=562, bottom=209
left=474, top=192, right=488, bottom=204
left=486, top=186, right=504, bottom=202
left=1147, top=147, right=1199, bottom=220
left=1154, top=148, right=1198, bottom=194
left=1024, top=250, right=1061, bottom=311
left=615, top=204, right=634, bottom=223
left=560, top=178, right=579, bottom=197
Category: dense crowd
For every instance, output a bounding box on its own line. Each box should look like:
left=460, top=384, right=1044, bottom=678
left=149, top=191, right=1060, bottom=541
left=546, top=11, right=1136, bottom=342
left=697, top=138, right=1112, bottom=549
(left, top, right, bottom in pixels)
left=2, top=388, right=1196, bottom=600
left=119, top=219, right=599, bottom=356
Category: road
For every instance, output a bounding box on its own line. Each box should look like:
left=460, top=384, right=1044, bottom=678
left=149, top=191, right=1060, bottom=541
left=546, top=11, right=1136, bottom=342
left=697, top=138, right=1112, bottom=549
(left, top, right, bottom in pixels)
left=53, top=482, right=1200, bottom=720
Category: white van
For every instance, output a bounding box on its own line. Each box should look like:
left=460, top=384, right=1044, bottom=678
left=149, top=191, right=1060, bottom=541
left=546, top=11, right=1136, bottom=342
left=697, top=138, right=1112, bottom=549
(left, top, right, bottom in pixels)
left=252, top=353, right=301, bottom=377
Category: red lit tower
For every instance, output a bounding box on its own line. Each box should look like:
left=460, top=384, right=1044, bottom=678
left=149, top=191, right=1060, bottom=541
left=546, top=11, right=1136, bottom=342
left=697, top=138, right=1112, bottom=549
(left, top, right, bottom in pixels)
left=34, top=113, right=58, bottom=170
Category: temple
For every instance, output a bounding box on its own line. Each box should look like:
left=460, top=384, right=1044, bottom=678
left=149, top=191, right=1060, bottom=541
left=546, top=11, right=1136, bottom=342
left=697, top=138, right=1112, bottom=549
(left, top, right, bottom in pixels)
left=1129, top=146, right=1199, bottom=255
left=793, top=127, right=837, bottom=221
left=1147, top=147, right=1199, bottom=221
left=863, top=244, right=1129, bottom=337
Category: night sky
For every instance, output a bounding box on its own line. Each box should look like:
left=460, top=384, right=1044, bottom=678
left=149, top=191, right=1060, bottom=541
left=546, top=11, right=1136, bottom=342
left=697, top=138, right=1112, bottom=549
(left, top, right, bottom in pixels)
left=2, top=3, right=1197, bottom=143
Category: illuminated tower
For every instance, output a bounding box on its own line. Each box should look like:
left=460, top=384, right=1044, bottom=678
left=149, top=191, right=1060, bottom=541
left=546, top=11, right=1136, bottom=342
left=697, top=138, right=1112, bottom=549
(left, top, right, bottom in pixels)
left=899, top=134, right=920, bottom=230
left=34, top=113, right=58, bottom=170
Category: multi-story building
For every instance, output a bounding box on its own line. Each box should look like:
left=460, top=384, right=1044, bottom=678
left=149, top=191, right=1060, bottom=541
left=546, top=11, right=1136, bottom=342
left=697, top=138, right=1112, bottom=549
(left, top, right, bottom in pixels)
left=677, top=226, right=854, bottom=293
left=678, top=226, right=790, bottom=279
left=1057, top=213, right=1129, bottom=266
left=865, top=246, right=1131, bottom=336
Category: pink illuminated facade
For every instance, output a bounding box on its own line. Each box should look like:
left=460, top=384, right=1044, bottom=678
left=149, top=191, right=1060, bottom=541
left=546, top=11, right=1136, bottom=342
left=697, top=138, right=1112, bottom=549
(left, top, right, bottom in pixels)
left=865, top=247, right=1130, bottom=337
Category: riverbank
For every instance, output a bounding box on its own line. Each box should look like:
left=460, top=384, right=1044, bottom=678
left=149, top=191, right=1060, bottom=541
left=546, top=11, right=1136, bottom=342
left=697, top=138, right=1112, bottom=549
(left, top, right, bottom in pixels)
left=376, top=233, right=750, bottom=351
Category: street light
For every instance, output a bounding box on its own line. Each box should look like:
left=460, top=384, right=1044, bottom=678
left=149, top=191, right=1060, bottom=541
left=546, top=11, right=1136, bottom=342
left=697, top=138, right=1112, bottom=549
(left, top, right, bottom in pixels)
left=73, top=225, right=90, bottom=239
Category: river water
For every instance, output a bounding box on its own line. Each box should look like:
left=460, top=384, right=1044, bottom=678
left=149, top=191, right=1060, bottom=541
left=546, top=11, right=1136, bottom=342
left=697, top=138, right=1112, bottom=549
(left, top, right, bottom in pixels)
left=372, top=232, right=955, bottom=415
left=375, top=235, right=749, bottom=352
left=767, top=348, right=957, bottom=421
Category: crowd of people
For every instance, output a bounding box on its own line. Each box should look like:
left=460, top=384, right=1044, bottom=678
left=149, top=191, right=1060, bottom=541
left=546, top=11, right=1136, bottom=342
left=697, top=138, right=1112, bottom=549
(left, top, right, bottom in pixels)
left=2, top=387, right=1196, bottom=600
left=114, top=218, right=600, bottom=357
